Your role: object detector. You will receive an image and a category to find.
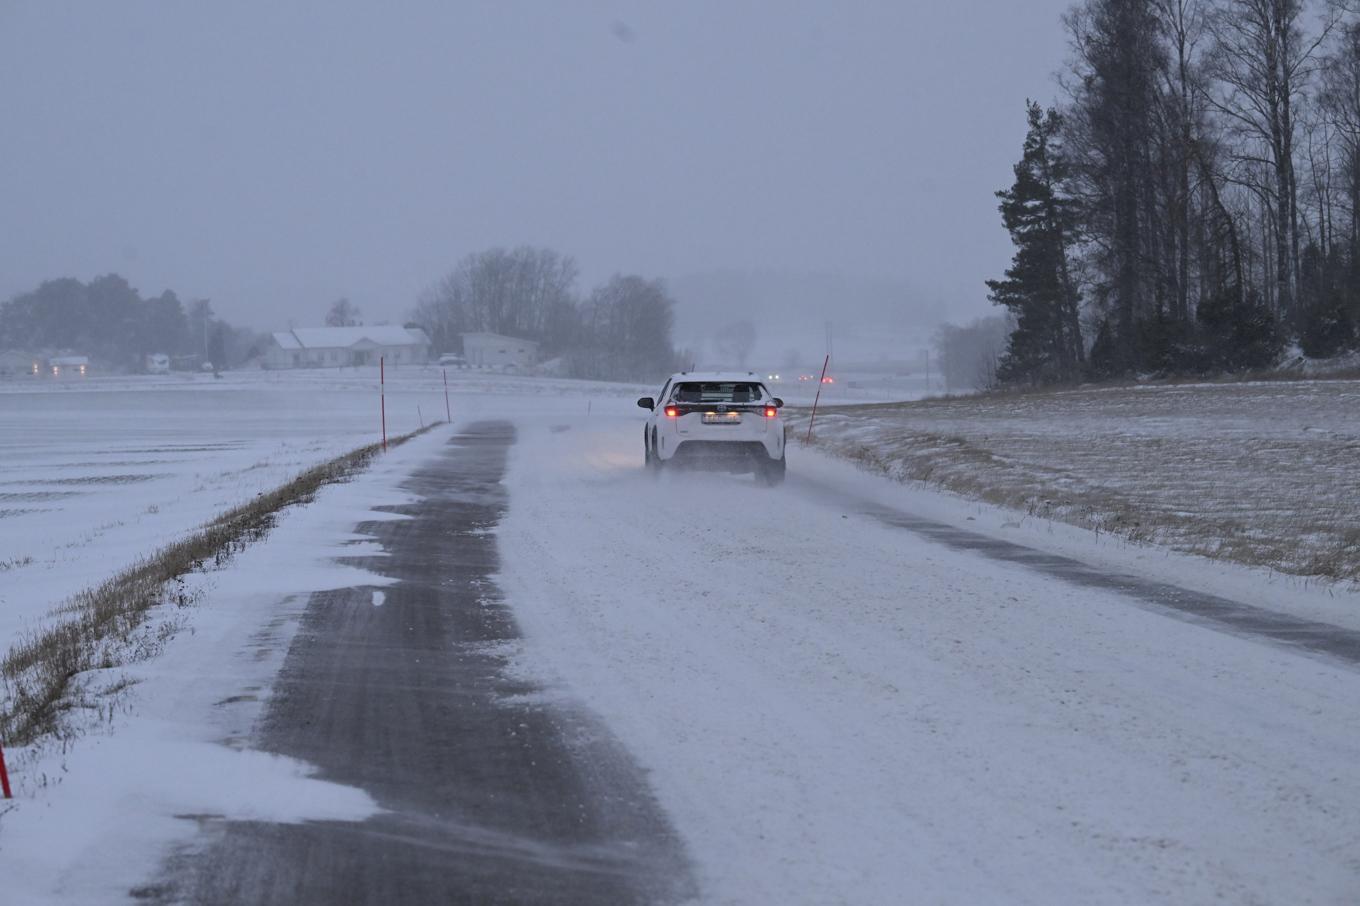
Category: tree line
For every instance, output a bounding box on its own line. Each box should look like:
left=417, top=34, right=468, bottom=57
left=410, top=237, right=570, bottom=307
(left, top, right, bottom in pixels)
left=0, top=251, right=682, bottom=382
left=410, top=246, right=682, bottom=382
left=0, top=274, right=258, bottom=370
left=992, top=0, right=1360, bottom=386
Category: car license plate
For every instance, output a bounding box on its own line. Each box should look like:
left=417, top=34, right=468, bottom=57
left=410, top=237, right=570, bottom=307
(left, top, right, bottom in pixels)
left=702, top=412, right=741, bottom=424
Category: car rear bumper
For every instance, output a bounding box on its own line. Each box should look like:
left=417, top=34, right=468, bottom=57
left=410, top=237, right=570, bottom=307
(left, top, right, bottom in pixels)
left=669, top=440, right=780, bottom=472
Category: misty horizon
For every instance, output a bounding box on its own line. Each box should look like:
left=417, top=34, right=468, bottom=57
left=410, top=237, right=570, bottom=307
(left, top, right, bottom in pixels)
left=0, top=1, right=1071, bottom=335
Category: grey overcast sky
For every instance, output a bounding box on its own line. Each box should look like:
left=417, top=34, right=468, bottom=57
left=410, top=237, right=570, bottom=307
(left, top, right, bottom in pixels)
left=0, top=1, right=1073, bottom=331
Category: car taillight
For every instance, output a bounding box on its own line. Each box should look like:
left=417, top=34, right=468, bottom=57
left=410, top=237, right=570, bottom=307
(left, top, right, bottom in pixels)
left=764, top=406, right=777, bottom=418
left=664, top=406, right=679, bottom=418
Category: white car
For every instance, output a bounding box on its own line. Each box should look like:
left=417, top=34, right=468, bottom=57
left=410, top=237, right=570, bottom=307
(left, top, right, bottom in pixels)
left=638, top=372, right=787, bottom=485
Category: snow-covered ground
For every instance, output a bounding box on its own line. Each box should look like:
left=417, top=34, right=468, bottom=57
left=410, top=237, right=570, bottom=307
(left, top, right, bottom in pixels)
left=495, top=406, right=1360, bottom=904
left=0, top=368, right=645, bottom=900
left=0, top=367, right=639, bottom=647
left=760, top=369, right=935, bottom=406
left=2, top=372, right=1358, bottom=904
left=0, top=427, right=447, bottom=903
left=788, top=379, right=1360, bottom=584
left=1291, top=348, right=1360, bottom=378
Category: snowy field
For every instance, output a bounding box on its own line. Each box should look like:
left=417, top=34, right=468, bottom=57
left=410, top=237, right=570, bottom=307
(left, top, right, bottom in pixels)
left=754, top=369, right=934, bottom=407
left=789, top=379, right=1360, bottom=584
left=0, top=367, right=641, bottom=649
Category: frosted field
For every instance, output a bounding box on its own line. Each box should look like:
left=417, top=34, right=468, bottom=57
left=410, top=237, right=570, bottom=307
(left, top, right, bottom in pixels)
left=790, top=379, right=1360, bottom=583
left=0, top=367, right=641, bottom=648
left=752, top=369, right=933, bottom=406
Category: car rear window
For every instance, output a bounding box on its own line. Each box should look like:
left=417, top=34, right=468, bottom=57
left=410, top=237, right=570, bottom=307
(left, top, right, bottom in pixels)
left=671, top=382, right=765, bottom=404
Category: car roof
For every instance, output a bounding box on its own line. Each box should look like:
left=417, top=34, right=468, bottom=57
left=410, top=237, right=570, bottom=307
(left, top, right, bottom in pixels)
left=667, top=372, right=767, bottom=384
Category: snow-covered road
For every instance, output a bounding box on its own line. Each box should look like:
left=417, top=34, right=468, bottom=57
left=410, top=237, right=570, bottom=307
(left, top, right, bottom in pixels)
left=497, top=407, right=1360, bottom=904
left=3, top=380, right=1358, bottom=904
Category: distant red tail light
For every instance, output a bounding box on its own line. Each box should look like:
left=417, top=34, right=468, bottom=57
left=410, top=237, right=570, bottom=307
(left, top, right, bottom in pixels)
left=764, top=406, right=777, bottom=418
left=664, top=405, right=679, bottom=418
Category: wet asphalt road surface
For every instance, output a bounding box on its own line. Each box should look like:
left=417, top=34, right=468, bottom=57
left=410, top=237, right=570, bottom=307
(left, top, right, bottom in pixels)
left=157, top=422, right=694, bottom=905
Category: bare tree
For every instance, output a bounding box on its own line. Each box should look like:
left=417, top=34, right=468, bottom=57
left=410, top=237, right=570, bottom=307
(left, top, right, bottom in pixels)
left=1207, top=0, right=1343, bottom=321
left=1154, top=0, right=1215, bottom=319
left=714, top=320, right=757, bottom=368
left=935, top=315, right=1014, bottom=391
left=570, top=275, right=678, bottom=380
left=1319, top=16, right=1360, bottom=264
left=325, top=297, right=361, bottom=327
left=410, top=247, right=578, bottom=353
left=411, top=273, right=469, bottom=354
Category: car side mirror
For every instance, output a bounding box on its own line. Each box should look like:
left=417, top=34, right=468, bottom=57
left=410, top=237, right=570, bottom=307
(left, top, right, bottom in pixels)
left=638, top=397, right=655, bottom=410
left=772, top=398, right=784, bottom=409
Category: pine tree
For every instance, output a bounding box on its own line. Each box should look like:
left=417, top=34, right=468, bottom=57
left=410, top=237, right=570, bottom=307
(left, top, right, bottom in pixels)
left=987, top=102, right=1085, bottom=385
left=1065, top=0, right=1166, bottom=375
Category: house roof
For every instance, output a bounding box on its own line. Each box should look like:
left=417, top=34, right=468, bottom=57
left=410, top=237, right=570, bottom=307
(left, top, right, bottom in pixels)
left=271, top=326, right=430, bottom=350
left=460, top=332, right=539, bottom=347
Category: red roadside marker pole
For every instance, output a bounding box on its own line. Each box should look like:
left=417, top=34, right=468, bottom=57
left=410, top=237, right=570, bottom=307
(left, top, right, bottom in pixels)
left=0, top=740, right=13, bottom=798
left=380, top=356, right=388, bottom=452
left=805, top=354, right=831, bottom=443
left=443, top=368, right=451, bottom=423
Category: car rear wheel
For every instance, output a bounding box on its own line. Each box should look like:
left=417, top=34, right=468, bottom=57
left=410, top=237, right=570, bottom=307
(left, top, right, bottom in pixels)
left=646, top=431, right=663, bottom=475
left=759, top=454, right=786, bottom=486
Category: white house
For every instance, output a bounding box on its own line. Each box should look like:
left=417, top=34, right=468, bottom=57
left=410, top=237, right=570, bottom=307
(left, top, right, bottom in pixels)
left=265, top=326, right=431, bottom=369
left=460, top=332, right=539, bottom=370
